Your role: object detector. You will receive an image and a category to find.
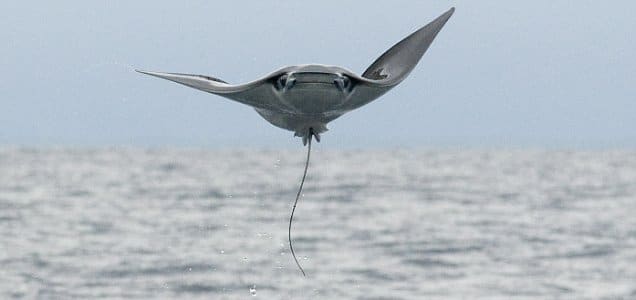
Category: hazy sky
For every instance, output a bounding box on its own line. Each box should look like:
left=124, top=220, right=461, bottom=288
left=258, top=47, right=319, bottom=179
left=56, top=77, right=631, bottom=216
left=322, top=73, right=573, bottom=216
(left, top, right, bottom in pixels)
left=1, top=1, right=634, bottom=149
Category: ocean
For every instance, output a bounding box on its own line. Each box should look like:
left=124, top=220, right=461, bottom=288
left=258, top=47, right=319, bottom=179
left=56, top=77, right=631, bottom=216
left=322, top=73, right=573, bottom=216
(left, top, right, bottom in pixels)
left=1, top=148, right=635, bottom=299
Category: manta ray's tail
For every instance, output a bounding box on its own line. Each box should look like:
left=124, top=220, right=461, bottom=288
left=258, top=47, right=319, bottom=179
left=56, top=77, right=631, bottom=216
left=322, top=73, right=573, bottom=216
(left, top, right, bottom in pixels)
left=289, top=128, right=315, bottom=277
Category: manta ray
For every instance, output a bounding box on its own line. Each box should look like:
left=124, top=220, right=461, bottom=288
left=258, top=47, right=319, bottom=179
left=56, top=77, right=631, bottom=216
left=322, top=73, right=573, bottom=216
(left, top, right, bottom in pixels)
left=138, top=7, right=454, bottom=276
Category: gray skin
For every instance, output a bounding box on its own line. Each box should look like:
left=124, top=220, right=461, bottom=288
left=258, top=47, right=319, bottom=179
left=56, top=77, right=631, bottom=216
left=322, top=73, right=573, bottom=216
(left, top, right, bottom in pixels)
left=138, top=8, right=454, bottom=145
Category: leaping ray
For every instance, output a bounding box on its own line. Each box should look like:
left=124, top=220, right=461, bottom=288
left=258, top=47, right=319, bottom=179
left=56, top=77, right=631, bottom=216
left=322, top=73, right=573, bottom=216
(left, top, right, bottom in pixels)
left=137, top=8, right=455, bottom=276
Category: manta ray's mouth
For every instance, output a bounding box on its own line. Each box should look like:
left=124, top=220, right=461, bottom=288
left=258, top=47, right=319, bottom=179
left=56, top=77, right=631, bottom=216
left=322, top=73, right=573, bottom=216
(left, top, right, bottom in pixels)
left=276, top=72, right=352, bottom=92
left=292, top=72, right=341, bottom=83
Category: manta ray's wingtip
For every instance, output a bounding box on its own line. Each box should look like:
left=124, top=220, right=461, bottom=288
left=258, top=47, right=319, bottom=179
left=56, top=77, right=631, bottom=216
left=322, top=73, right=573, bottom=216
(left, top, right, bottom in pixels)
left=443, top=7, right=455, bottom=18
left=135, top=69, right=159, bottom=76
left=135, top=70, right=177, bottom=81
left=136, top=69, right=178, bottom=78
left=135, top=69, right=157, bottom=77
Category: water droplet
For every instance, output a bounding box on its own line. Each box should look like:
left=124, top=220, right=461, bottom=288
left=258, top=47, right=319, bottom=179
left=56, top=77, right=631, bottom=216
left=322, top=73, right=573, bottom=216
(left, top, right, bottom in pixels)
left=249, top=285, right=257, bottom=296
left=242, top=256, right=248, bottom=262
left=220, top=250, right=225, bottom=254
left=188, top=267, right=192, bottom=271
left=302, top=256, right=308, bottom=260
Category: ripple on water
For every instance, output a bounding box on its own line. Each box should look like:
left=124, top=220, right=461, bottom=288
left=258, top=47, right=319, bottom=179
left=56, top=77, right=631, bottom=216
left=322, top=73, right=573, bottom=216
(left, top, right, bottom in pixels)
left=2, top=148, right=636, bottom=299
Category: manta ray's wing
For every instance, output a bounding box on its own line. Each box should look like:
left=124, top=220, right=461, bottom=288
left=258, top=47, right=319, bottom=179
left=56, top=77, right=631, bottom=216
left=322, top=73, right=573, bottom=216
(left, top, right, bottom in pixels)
left=136, top=68, right=290, bottom=111
left=340, top=7, right=455, bottom=111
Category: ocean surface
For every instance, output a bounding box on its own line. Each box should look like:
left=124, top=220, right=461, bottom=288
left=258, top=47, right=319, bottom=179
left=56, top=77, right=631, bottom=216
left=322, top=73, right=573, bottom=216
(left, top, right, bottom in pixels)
left=1, top=148, right=636, bottom=299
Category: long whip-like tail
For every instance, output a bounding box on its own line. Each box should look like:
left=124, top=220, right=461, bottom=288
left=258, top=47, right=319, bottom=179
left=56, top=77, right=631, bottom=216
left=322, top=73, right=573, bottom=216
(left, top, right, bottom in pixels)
left=289, top=129, right=313, bottom=276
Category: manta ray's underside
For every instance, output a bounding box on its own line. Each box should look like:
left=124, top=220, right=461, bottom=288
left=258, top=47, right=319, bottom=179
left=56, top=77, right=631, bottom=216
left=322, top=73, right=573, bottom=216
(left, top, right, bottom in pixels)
left=138, top=8, right=455, bottom=276
left=138, top=8, right=454, bottom=145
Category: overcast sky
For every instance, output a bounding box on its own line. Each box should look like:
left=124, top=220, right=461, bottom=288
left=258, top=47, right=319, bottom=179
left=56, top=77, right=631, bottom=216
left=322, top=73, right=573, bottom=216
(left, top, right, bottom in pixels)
left=1, top=1, right=634, bottom=149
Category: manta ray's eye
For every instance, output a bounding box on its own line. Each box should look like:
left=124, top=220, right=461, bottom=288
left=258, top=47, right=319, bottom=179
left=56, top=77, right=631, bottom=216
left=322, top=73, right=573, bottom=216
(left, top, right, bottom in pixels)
left=333, top=75, right=351, bottom=92
left=276, top=74, right=296, bottom=91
